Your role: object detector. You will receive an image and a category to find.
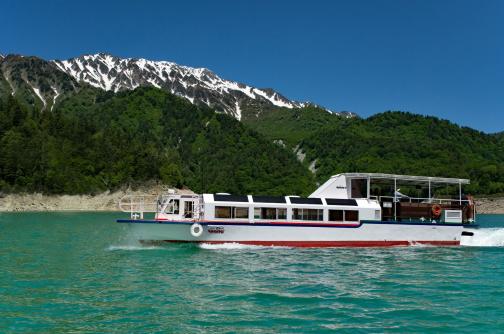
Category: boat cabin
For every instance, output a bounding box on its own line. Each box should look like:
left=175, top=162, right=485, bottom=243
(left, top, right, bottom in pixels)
left=120, top=173, right=475, bottom=224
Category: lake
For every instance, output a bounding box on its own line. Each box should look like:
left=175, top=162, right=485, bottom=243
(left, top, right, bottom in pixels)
left=1, top=212, right=503, bottom=333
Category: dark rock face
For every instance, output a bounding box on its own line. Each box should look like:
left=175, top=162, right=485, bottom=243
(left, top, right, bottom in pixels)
left=1, top=55, right=80, bottom=111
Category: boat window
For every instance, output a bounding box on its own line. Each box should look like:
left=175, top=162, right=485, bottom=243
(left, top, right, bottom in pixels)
left=262, top=208, right=277, bottom=219
left=184, top=201, right=194, bottom=218
left=252, top=195, right=286, bottom=203
left=344, top=210, right=359, bottom=221
left=293, top=208, right=302, bottom=220
left=234, top=207, right=249, bottom=219
left=329, top=210, right=344, bottom=221
left=214, top=194, right=248, bottom=202
left=293, top=208, right=323, bottom=221
left=351, top=179, right=367, bottom=198
left=215, top=206, right=249, bottom=219
left=290, top=197, right=323, bottom=205
left=215, top=206, right=232, bottom=218
left=305, top=209, right=323, bottom=221
left=165, top=199, right=180, bottom=214
left=254, top=207, right=287, bottom=220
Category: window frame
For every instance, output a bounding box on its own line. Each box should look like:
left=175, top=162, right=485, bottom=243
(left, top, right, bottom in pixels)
left=234, top=207, right=249, bottom=219
left=253, top=207, right=288, bottom=220
left=165, top=199, right=180, bottom=214
left=292, top=208, right=323, bottom=221
left=344, top=210, right=359, bottom=222
left=328, top=209, right=344, bottom=222
left=214, top=206, right=249, bottom=219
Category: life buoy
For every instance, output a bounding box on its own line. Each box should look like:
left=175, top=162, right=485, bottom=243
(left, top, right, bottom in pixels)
left=431, top=204, right=442, bottom=218
left=190, top=223, right=203, bottom=237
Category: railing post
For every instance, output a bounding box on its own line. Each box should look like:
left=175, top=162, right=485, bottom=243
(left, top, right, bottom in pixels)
left=394, top=178, right=397, bottom=221
left=428, top=180, right=431, bottom=203
left=367, top=176, right=371, bottom=199
left=459, top=182, right=462, bottom=207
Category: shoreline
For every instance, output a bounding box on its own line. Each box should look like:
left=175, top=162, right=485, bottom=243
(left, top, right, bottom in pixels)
left=0, top=186, right=194, bottom=213
left=475, top=197, right=504, bottom=215
left=1, top=191, right=503, bottom=214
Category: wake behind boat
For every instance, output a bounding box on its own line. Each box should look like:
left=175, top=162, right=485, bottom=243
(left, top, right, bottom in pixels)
left=117, top=173, right=477, bottom=247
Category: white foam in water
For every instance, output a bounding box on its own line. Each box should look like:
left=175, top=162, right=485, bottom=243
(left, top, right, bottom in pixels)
left=198, top=242, right=291, bottom=250
left=460, top=228, right=504, bottom=247
left=408, top=241, right=434, bottom=248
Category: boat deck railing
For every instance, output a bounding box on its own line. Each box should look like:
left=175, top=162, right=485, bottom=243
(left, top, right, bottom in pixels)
left=370, top=195, right=471, bottom=205
left=370, top=195, right=475, bottom=223
left=118, top=195, right=158, bottom=219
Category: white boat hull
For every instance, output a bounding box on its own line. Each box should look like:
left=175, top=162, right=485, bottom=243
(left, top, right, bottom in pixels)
left=118, top=220, right=465, bottom=247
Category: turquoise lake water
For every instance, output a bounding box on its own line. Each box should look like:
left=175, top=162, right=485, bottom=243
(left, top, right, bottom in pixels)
left=1, top=213, right=504, bottom=333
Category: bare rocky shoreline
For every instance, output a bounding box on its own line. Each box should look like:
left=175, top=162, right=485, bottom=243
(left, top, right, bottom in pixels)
left=475, top=197, right=504, bottom=215
left=1, top=189, right=503, bottom=214
left=0, top=186, right=194, bottom=212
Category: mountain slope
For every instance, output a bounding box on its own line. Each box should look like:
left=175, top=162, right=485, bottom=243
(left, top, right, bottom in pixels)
left=243, top=105, right=353, bottom=149
left=53, top=53, right=297, bottom=120
left=1, top=52, right=355, bottom=121
left=0, top=55, right=83, bottom=111
left=245, top=109, right=504, bottom=194
left=301, top=112, right=504, bottom=194
left=53, top=53, right=355, bottom=120
left=0, top=87, right=315, bottom=195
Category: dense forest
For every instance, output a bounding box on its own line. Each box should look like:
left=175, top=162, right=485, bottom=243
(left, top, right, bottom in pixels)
left=0, top=88, right=315, bottom=195
left=246, top=107, right=504, bottom=195
left=1, top=86, right=503, bottom=196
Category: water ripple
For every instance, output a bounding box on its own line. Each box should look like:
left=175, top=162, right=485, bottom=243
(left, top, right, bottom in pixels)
left=1, top=213, right=504, bottom=333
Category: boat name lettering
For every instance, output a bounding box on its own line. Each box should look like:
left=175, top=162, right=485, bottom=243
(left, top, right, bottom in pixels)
left=208, top=226, right=225, bottom=234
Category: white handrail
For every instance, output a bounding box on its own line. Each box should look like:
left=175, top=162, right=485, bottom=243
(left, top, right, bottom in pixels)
left=118, top=195, right=158, bottom=219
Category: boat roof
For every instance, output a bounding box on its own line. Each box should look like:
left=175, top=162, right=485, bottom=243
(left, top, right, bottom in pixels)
left=204, top=194, right=360, bottom=206
left=333, top=173, right=470, bottom=185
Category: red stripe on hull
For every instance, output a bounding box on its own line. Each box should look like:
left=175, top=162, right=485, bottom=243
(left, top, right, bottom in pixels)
left=148, top=240, right=460, bottom=247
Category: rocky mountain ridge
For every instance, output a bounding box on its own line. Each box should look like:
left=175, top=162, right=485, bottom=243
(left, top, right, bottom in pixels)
left=1, top=52, right=355, bottom=119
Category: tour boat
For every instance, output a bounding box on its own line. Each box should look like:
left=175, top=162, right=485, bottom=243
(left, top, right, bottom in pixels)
left=117, top=173, right=477, bottom=247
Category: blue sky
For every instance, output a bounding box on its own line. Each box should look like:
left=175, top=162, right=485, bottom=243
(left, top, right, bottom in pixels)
left=2, top=0, right=503, bottom=133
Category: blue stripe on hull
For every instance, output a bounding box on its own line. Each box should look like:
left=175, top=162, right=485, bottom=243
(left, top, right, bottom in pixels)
left=116, top=219, right=473, bottom=228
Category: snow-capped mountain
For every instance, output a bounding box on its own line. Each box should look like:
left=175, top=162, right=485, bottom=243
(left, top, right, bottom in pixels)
left=1, top=52, right=355, bottom=119
left=53, top=53, right=353, bottom=120
left=53, top=53, right=305, bottom=120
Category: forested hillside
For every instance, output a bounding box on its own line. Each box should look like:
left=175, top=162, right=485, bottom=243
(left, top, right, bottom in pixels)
left=1, top=79, right=503, bottom=196
left=247, top=109, right=504, bottom=194
left=0, top=87, right=315, bottom=195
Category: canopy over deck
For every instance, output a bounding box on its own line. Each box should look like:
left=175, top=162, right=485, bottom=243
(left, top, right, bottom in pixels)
left=336, top=173, right=470, bottom=185
left=310, top=173, right=470, bottom=199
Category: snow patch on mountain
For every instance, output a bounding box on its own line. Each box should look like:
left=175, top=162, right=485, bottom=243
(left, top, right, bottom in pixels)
left=52, top=53, right=303, bottom=117
left=32, top=86, right=46, bottom=108
left=235, top=101, right=242, bottom=120
left=51, top=86, right=60, bottom=111
left=49, top=53, right=356, bottom=119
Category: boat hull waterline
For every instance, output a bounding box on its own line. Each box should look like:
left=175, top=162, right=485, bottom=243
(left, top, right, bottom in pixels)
left=118, top=219, right=467, bottom=247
